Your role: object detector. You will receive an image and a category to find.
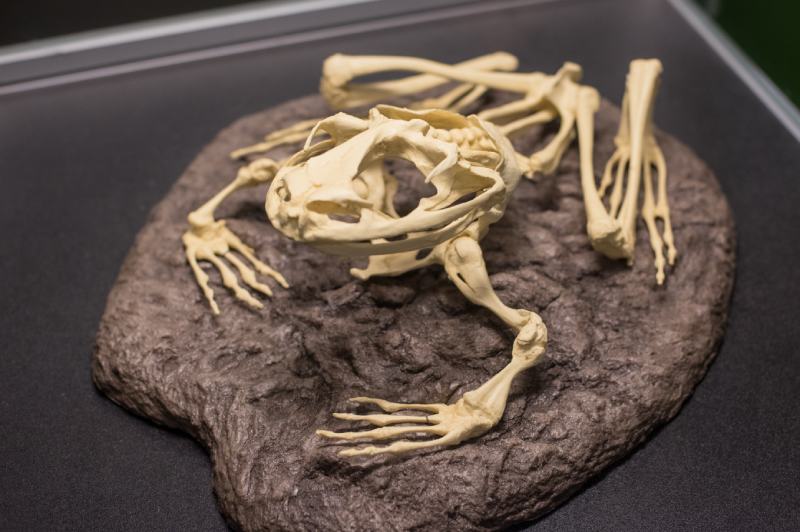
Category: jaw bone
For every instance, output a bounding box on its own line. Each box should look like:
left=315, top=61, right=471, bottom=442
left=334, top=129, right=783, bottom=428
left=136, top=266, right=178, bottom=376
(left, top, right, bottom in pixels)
left=576, top=59, right=676, bottom=284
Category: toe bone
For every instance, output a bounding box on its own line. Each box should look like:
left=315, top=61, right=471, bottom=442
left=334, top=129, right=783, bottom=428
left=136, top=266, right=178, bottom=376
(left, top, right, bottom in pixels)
left=332, top=412, right=434, bottom=426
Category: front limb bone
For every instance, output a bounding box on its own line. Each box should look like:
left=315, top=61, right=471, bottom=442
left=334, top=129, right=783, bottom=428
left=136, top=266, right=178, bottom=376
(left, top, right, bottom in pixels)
left=318, top=235, right=546, bottom=456
left=576, top=86, right=628, bottom=259
left=183, top=158, right=288, bottom=314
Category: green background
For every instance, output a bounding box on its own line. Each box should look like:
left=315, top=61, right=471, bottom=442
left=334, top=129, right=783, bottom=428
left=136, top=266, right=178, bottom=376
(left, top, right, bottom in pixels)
left=696, top=0, right=800, bottom=107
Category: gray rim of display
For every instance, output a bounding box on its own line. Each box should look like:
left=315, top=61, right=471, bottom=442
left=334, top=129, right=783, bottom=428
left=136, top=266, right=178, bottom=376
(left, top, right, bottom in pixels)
left=1, top=0, right=797, bottom=139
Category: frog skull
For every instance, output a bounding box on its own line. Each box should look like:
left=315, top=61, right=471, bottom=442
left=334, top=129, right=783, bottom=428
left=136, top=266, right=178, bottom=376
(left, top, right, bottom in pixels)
left=265, top=106, right=515, bottom=257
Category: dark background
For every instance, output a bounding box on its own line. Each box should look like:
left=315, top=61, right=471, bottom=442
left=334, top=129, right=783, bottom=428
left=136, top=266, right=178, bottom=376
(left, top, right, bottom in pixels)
left=2, top=0, right=799, bottom=108
left=0, top=0, right=253, bottom=45
left=1, top=0, right=799, bottom=530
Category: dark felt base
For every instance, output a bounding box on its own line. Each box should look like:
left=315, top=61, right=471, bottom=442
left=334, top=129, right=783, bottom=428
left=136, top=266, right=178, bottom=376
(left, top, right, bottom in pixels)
left=93, top=93, right=735, bottom=531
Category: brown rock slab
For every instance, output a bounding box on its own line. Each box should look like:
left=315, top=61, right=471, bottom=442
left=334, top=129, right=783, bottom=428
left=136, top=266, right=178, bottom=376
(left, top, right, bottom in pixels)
left=93, top=93, right=735, bottom=531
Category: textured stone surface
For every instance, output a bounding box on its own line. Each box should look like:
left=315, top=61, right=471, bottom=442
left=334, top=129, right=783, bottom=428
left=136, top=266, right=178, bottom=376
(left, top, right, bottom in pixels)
left=93, top=93, right=735, bottom=531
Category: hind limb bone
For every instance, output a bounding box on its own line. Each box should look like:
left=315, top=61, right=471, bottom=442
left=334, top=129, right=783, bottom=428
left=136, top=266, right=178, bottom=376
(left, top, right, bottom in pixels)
left=318, top=233, right=546, bottom=456
left=576, top=59, right=676, bottom=283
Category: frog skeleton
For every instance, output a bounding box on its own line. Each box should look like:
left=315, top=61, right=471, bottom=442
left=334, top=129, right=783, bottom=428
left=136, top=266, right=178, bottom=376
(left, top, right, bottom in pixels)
left=181, top=54, right=674, bottom=456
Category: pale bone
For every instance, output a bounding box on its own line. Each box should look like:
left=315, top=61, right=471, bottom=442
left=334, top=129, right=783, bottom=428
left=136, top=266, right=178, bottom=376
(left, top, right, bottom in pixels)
left=318, top=53, right=675, bottom=282
left=230, top=52, right=518, bottom=160
left=182, top=54, right=677, bottom=456
left=184, top=104, right=547, bottom=455
left=576, top=59, right=676, bottom=283
left=321, top=51, right=519, bottom=110
left=182, top=158, right=288, bottom=315
left=319, top=53, right=586, bottom=176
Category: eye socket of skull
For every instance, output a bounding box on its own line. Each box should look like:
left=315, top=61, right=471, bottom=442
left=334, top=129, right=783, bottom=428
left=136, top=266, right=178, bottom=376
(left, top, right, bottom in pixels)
left=267, top=115, right=506, bottom=248
left=306, top=199, right=362, bottom=224
left=312, top=118, right=446, bottom=200
left=336, top=126, right=462, bottom=216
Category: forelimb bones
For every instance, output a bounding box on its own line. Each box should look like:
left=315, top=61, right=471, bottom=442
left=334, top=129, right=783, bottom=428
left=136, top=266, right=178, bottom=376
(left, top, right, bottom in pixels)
left=183, top=159, right=288, bottom=314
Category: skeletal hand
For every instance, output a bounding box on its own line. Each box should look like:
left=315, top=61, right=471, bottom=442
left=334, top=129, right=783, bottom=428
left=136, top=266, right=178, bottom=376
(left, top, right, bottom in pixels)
left=182, top=221, right=288, bottom=315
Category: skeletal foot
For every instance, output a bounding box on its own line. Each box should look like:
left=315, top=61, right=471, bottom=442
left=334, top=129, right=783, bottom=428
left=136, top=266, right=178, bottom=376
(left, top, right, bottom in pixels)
left=318, top=317, right=545, bottom=457
left=316, top=396, right=498, bottom=457
left=183, top=221, right=288, bottom=314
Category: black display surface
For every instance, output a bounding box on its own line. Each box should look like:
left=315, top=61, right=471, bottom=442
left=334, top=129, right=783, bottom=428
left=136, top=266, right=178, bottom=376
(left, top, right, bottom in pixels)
left=1, top=0, right=798, bottom=530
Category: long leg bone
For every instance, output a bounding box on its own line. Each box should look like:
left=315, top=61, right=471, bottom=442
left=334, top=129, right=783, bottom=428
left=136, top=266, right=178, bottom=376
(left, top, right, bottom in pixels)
left=321, top=54, right=585, bottom=177
left=321, top=52, right=520, bottom=110
left=576, top=59, right=675, bottom=283
left=498, top=109, right=557, bottom=136
left=236, top=54, right=586, bottom=181
left=231, top=54, right=519, bottom=161
left=576, top=86, right=628, bottom=259
left=321, top=54, right=562, bottom=116
left=183, top=158, right=288, bottom=314
left=318, top=235, right=547, bottom=456
left=414, top=82, right=490, bottom=113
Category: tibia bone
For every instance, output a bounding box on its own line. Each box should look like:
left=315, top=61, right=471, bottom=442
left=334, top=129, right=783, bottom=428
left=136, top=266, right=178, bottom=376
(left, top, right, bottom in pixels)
left=321, top=52, right=520, bottom=110
left=576, top=58, right=675, bottom=282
